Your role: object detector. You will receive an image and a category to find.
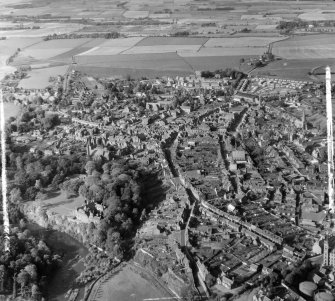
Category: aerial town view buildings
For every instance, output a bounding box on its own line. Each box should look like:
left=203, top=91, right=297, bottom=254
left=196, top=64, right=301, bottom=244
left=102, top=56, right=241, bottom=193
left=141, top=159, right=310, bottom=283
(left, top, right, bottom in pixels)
left=4, top=1, right=335, bottom=301
left=1, top=57, right=335, bottom=301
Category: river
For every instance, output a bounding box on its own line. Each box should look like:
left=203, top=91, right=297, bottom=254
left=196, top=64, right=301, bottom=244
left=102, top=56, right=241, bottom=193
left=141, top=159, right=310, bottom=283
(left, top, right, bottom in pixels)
left=27, top=223, right=88, bottom=301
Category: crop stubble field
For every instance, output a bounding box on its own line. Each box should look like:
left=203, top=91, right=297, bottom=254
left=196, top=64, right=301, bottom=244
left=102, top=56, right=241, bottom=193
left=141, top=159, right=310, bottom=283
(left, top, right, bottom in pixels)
left=273, top=34, right=335, bottom=59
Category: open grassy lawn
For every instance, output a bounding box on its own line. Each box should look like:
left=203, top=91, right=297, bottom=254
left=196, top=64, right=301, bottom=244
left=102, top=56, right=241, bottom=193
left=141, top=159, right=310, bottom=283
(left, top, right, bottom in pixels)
left=184, top=55, right=257, bottom=72
left=250, top=58, right=335, bottom=81
left=38, top=189, right=85, bottom=219
left=90, top=265, right=168, bottom=301
left=18, top=65, right=68, bottom=89
left=3, top=102, right=21, bottom=121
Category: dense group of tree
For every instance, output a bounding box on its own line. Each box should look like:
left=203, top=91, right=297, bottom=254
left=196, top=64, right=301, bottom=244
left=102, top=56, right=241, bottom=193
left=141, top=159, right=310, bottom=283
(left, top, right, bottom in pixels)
left=0, top=221, right=61, bottom=300
left=43, top=31, right=120, bottom=41
left=277, top=20, right=309, bottom=33
left=200, top=68, right=246, bottom=81
left=0, top=144, right=86, bottom=224
left=65, top=159, right=165, bottom=259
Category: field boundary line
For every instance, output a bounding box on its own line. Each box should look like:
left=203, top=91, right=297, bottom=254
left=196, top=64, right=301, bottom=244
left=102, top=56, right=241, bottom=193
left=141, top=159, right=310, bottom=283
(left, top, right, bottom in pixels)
left=197, top=37, right=210, bottom=52
left=132, top=36, right=146, bottom=47
left=176, top=53, right=195, bottom=72
left=119, top=45, right=137, bottom=54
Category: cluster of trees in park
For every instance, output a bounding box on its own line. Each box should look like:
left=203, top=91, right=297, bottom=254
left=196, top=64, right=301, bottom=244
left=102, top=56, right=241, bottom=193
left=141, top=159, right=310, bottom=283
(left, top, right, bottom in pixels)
left=200, top=68, right=246, bottom=81
left=62, top=159, right=164, bottom=259
left=0, top=147, right=86, bottom=223
left=0, top=220, right=61, bottom=300
left=7, top=107, right=61, bottom=134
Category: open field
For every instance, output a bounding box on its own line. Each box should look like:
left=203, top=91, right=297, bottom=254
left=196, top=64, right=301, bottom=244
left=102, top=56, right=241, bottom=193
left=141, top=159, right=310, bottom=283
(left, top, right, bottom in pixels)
left=74, top=54, right=256, bottom=79
left=3, top=102, right=21, bottom=121
left=204, top=37, right=283, bottom=48
left=181, top=47, right=266, bottom=56
left=299, top=10, right=335, bottom=21
left=250, top=58, right=335, bottom=81
left=184, top=55, right=256, bottom=72
left=77, top=37, right=144, bottom=56
left=123, top=10, right=149, bottom=18
left=75, top=66, right=193, bottom=79
left=16, top=39, right=92, bottom=61
left=76, top=52, right=193, bottom=72
left=0, top=23, right=85, bottom=38
left=136, top=37, right=208, bottom=46
left=33, top=189, right=84, bottom=218
left=273, top=34, right=335, bottom=59
left=18, top=65, right=68, bottom=89
left=123, top=44, right=202, bottom=54
left=89, top=264, right=169, bottom=301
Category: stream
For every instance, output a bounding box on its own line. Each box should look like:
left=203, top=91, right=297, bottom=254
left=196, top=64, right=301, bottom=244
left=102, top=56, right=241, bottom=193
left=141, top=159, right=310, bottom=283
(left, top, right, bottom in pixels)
left=27, top=223, right=88, bottom=301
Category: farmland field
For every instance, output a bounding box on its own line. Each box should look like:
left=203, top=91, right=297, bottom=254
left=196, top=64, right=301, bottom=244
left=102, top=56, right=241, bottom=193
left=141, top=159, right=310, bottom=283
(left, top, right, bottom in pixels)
left=204, top=37, right=284, bottom=48
left=299, top=10, right=335, bottom=21
left=136, top=37, right=209, bottom=46
left=181, top=47, right=266, bottom=56
left=123, top=10, right=149, bottom=18
left=273, top=34, right=335, bottom=59
left=123, top=44, right=202, bottom=54
left=13, top=38, right=93, bottom=64
left=76, top=52, right=193, bottom=71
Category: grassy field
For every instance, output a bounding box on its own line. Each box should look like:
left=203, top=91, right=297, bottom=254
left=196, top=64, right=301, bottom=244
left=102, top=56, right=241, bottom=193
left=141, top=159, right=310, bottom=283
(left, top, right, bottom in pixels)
left=76, top=52, right=193, bottom=71
left=3, top=102, right=21, bottom=121
left=250, top=58, right=335, bottom=81
left=273, top=34, right=335, bottom=59
left=299, top=10, right=335, bottom=21
left=90, top=265, right=168, bottom=301
left=136, top=37, right=209, bottom=46
left=123, top=44, right=202, bottom=54
left=35, top=189, right=84, bottom=218
left=15, top=39, right=92, bottom=62
left=75, top=66, right=192, bottom=79
left=204, top=37, right=283, bottom=48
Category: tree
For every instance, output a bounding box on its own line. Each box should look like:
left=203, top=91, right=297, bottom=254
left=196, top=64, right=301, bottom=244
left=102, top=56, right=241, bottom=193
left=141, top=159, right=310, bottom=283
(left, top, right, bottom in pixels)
left=41, top=114, right=60, bottom=130
left=10, top=188, right=22, bottom=204
left=0, top=265, right=6, bottom=291
left=17, top=270, right=29, bottom=293
left=85, top=161, right=96, bottom=175
left=31, top=284, right=40, bottom=300
left=25, top=264, right=38, bottom=282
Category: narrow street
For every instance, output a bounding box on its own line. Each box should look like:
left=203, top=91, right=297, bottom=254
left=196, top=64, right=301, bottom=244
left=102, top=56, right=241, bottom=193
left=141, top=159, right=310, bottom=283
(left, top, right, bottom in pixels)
left=162, top=134, right=205, bottom=297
